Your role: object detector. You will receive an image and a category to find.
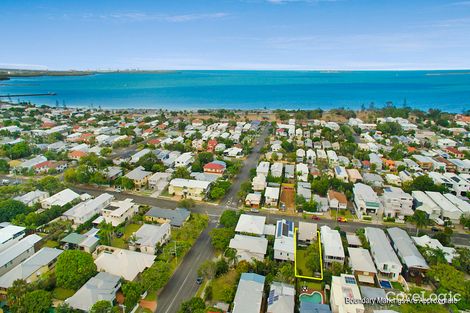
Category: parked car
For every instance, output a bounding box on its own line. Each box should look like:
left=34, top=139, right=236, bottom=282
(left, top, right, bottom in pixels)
left=311, top=215, right=320, bottom=221
left=250, top=208, right=260, bottom=213
left=337, top=217, right=347, bottom=223
left=196, top=277, right=203, bottom=285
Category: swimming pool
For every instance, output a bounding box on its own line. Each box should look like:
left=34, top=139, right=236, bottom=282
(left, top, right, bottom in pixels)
left=379, top=279, right=392, bottom=289
left=299, top=291, right=323, bottom=304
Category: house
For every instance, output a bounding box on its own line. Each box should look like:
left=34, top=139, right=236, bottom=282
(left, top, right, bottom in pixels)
left=168, top=178, right=211, bottom=201
left=144, top=207, right=190, bottom=227
left=296, top=163, right=309, bottom=182
left=224, top=147, right=243, bottom=157
left=362, top=173, right=384, bottom=188
left=257, top=161, right=270, bottom=176
left=443, top=172, right=470, bottom=196
left=334, top=166, right=348, bottom=182
left=382, top=187, right=413, bottom=220
left=229, top=234, right=268, bottom=262
left=271, top=162, right=284, bottom=178
left=245, top=192, right=262, bottom=208
left=94, top=247, right=155, bottom=281
left=267, top=282, right=295, bottom=313
left=265, top=186, right=280, bottom=207
left=353, top=183, right=381, bottom=219
left=446, top=147, right=464, bottom=159
left=232, top=273, right=265, bottom=313
left=327, top=190, right=347, bottom=210
left=320, top=226, right=345, bottom=267
left=444, top=193, right=470, bottom=218
left=0, top=247, right=63, bottom=291
left=0, top=234, right=41, bottom=276
left=174, top=152, right=194, bottom=168
left=330, top=274, right=364, bottom=313
left=298, top=222, right=317, bottom=245
left=61, top=228, right=100, bottom=253
left=124, top=166, right=152, bottom=189
left=297, top=182, right=312, bottom=202
left=65, top=272, right=121, bottom=312
left=364, top=227, right=402, bottom=281
left=285, top=164, right=295, bottom=179
left=274, top=219, right=294, bottom=261
left=252, top=174, right=267, bottom=191
left=346, top=233, right=362, bottom=248
left=306, top=149, right=316, bottom=163
left=17, top=155, right=48, bottom=171
left=63, top=193, right=114, bottom=225
left=13, top=190, right=49, bottom=206
left=348, top=248, right=377, bottom=285
left=235, top=214, right=266, bottom=236
left=68, top=150, right=88, bottom=160
left=130, top=148, right=151, bottom=164
left=100, top=198, right=138, bottom=227
left=0, top=224, right=26, bottom=253
left=412, top=191, right=442, bottom=224
left=104, top=166, right=123, bottom=181
left=412, top=235, right=457, bottom=264
left=148, top=172, right=171, bottom=190
left=387, top=227, right=429, bottom=283
left=203, top=160, right=226, bottom=175
left=41, top=188, right=80, bottom=209
left=131, top=223, right=171, bottom=254
left=385, top=174, right=401, bottom=186
left=296, top=149, right=306, bottom=162
left=425, top=191, right=462, bottom=224
left=449, top=158, right=470, bottom=173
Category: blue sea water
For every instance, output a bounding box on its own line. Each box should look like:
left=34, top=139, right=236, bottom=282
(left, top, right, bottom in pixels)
left=1, top=70, right=470, bottom=112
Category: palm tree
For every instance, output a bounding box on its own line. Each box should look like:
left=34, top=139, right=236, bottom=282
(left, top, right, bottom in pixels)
left=98, top=222, right=114, bottom=245
left=225, top=248, right=238, bottom=267
left=412, top=210, right=430, bottom=236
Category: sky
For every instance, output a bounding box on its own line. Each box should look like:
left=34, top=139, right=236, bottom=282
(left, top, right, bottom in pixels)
left=1, top=0, right=470, bottom=70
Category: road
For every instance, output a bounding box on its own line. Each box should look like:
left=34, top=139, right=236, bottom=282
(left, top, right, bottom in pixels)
left=156, top=221, right=216, bottom=313
left=221, top=125, right=270, bottom=207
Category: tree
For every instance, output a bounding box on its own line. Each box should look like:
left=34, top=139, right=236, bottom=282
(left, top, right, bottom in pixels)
left=305, top=244, right=321, bottom=274
left=412, top=210, right=430, bottom=236
left=7, top=279, right=31, bottom=309
left=0, top=159, right=10, bottom=173
left=0, top=199, right=29, bottom=223
left=118, top=176, right=135, bottom=190
left=197, top=152, right=214, bottom=165
left=172, top=167, right=191, bottom=179
left=56, top=303, right=80, bottom=313
left=178, top=297, right=206, bottom=313
left=14, top=290, right=51, bottom=313
left=56, top=250, right=97, bottom=290
left=98, top=221, right=115, bottom=245
left=90, top=300, right=114, bottom=313
left=210, top=227, right=235, bottom=251
left=453, top=247, right=470, bottom=274
left=219, top=210, right=239, bottom=228
left=35, top=176, right=63, bottom=194
left=275, top=262, right=295, bottom=284
left=141, top=261, right=171, bottom=291
left=403, top=175, right=447, bottom=194
left=178, top=198, right=195, bottom=208
left=210, top=187, right=226, bottom=200
left=121, top=281, right=143, bottom=312
left=198, top=260, right=217, bottom=280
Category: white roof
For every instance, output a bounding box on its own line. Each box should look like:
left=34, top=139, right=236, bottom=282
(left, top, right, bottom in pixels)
left=348, top=247, right=377, bottom=273
left=169, top=178, right=210, bottom=189
left=365, top=227, right=402, bottom=269
left=444, top=193, right=470, bottom=214
left=102, top=198, right=136, bottom=218
left=0, top=234, right=41, bottom=268
left=65, top=272, right=121, bottom=312
left=320, top=226, right=344, bottom=259
left=0, top=247, right=63, bottom=288
left=388, top=227, right=428, bottom=270
left=13, top=190, right=49, bottom=205
left=95, top=248, right=155, bottom=281
left=265, top=186, right=280, bottom=199
left=412, top=235, right=456, bottom=263
left=134, top=223, right=170, bottom=247
left=298, top=222, right=317, bottom=242
left=274, top=236, right=294, bottom=254
left=267, top=282, right=295, bottom=313
left=229, top=234, right=268, bottom=255
left=0, top=225, right=25, bottom=245
left=63, top=193, right=114, bottom=221
left=233, top=273, right=265, bottom=313
left=235, top=214, right=266, bottom=235
left=42, top=188, right=80, bottom=207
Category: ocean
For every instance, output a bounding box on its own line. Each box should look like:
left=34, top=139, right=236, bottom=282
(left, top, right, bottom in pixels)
left=1, top=70, right=469, bottom=112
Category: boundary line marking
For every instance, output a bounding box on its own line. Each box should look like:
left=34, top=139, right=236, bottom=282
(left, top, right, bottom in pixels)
left=294, top=227, right=323, bottom=281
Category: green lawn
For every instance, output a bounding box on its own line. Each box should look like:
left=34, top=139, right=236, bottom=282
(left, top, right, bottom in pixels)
left=298, top=280, right=322, bottom=290
left=44, top=240, right=59, bottom=248
left=111, top=223, right=141, bottom=249
left=330, top=209, right=354, bottom=220
left=211, top=270, right=239, bottom=302
left=391, top=281, right=404, bottom=291
left=296, top=249, right=311, bottom=277
left=52, top=287, right=75, bottom=300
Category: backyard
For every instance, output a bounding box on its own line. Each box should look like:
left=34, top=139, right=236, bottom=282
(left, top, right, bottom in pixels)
left=295, top=238, right=322, bottom=279
left=111, top=223, right=141, bottom=249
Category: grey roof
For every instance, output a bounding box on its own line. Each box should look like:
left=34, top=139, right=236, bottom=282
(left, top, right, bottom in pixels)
left=145, top=207, right=190, bottom=226
left=134, top=223, right=170, bottom=247
left=300, top=303, right=332, bottom=313
left=65, top=272, right=121, bottom=312
left=365, top=228, right=401, bottom=267
left=0, top=247, right=63, bottom=288
left=0, top=234, right=41, bottom=268
left=125, top=166, right=152, bottom=180
left=387, top=227, right=429, bottom=270
left=359, top=286, right=386, bottom=300
left=233, top=273, right=265, bottom=313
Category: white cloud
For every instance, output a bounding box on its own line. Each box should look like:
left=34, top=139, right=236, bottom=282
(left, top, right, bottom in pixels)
left=81, top=12, right=229, bottom=23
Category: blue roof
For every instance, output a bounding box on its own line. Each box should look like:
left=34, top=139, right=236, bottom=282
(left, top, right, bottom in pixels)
left=240, top=273, right=265, bottom=285
left=300, top=303, right=331, bottom=313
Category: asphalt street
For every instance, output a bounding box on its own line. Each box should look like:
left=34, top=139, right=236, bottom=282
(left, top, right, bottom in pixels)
left=155, top=221, right=216, bottom=313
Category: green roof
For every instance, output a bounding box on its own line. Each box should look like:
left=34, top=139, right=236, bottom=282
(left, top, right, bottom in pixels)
left=61, top=233, right=86, bottom=245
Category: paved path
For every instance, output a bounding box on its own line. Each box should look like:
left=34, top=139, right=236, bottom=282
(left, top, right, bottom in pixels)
left=220, top=125, right=270, bottom=208
left=155, top=221, right=216, bottom=313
